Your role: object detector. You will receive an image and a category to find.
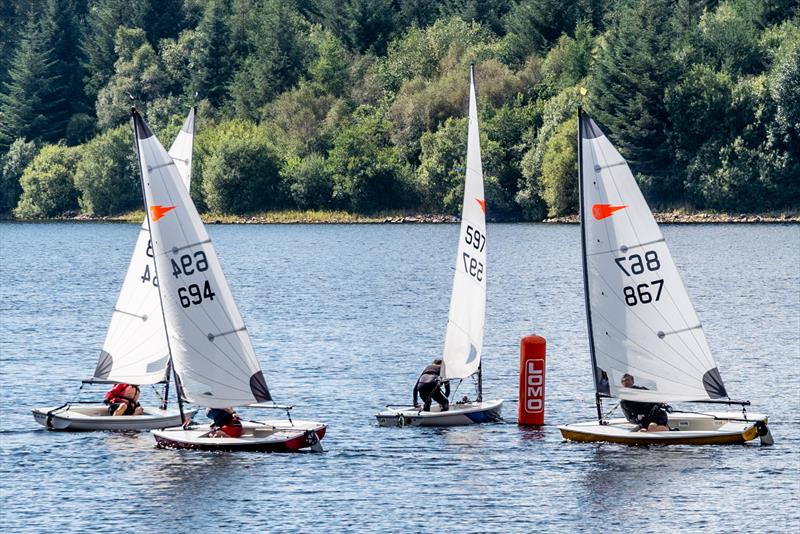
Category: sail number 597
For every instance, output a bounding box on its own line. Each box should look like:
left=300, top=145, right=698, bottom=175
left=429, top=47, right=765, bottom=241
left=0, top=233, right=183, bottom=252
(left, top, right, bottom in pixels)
left=464, top=225, right=485, bottom=252
left=462, top=252, right=484, bottom=281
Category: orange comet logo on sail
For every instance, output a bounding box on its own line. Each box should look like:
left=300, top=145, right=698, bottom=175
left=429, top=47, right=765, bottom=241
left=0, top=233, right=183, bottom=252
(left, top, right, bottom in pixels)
left=150, top=205, right=176, bottom=222
left=476, top=198, right=486, bottom=214
left=592, top=203, right=626, bottom=220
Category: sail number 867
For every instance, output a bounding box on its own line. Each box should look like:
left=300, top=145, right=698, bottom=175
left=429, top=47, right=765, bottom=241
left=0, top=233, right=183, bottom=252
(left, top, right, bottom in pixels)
left=616, top=250, right=664, bottom=306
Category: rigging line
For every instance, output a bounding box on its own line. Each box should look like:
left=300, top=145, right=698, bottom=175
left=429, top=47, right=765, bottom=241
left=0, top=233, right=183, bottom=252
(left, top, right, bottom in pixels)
left=206, top=326, right=247, bottom=340
left=157, top=238, right=212, bottom=257
left=147, top=160, right=177, bottom=173
left=593, top=160, right=626, bottom=172
left=594, top=346, right=707, bottom=391
left=587, top=237, right=666, bottom=257
left=588, top=263, right=710, bottom=374
left=112, top=308, right=147, bottom=320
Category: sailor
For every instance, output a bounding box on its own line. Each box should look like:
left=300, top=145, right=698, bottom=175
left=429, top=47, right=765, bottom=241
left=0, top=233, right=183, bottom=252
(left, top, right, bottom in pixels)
left=207, top=408, right=243, bottom=438
left=619, top=373, right=671, bottom=432
left=413, top=358, right=450, bottom=412
left=104, top=383, right=144, bottom=416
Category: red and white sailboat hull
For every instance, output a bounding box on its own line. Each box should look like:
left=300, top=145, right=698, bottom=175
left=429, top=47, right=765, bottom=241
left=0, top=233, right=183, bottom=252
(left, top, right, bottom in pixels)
left=151, top=420, right=326, bottom=452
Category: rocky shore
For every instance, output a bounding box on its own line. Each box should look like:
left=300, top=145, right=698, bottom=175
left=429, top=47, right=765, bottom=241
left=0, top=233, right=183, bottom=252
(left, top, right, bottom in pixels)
left=4, top=211, right=797, bottom=224
left=543, top=211, right=800, bottom=224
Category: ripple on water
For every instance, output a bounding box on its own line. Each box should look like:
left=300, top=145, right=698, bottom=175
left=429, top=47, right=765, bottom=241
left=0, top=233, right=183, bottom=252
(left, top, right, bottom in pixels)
left=1, top=222, right=799, bottom=532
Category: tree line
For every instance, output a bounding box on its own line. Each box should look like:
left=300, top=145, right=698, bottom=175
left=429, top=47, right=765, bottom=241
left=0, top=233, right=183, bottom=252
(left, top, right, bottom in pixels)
left=1, top=0, right=798, bottom=220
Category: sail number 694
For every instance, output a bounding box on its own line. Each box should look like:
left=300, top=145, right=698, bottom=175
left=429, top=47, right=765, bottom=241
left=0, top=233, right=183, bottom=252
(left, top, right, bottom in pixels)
left=178, top=281, right=216, bottom=308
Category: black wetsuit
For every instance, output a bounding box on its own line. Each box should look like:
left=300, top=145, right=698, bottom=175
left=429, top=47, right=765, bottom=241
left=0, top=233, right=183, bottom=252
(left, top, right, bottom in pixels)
left=413, top=364, right=450, bottom=412
left=620, top=385, right=669, bottom=428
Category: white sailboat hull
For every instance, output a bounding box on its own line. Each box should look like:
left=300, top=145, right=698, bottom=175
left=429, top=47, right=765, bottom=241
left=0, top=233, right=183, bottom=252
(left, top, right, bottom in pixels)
left=32, top=404, right=193, bottom=431
left=559, top=411, right=771, bottom=446
left=375, top=399, right=503, bottom=427
left=151, top=420, right=326, bottom=452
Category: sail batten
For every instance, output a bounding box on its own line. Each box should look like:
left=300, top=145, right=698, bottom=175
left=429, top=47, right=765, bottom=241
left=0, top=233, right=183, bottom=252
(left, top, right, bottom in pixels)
left=579, top=111, right=727, bottom=403
left=441, top=66, right=486, bottom=381
left=93, top=107, right=195, bottom=385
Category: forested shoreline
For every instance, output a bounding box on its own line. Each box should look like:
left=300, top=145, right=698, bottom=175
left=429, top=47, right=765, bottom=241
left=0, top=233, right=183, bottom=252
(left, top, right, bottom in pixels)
left=1, top=0, right=798, bottom=222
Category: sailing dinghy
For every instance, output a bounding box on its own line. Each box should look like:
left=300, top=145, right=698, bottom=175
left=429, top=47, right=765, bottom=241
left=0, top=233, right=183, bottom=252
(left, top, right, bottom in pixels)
left=376, top=66, right=503, bottom=427
left=33, top=108, right=199, bottom=431
left=558, top=109, right=772, bottom=446
left=126, top=110, right=326, bottom=451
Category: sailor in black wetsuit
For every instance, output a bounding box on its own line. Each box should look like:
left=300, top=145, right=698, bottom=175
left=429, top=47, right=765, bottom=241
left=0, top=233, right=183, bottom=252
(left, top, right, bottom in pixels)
left=619, top=373, right=671, bottom=432
left=413, top=358, right=450, bottom=412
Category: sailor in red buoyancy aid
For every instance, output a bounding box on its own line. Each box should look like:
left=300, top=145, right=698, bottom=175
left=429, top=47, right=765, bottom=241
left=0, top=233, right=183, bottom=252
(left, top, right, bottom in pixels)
left=104, top=383, right=144, bottom=416
left=207, top=408, right=243, bottom=438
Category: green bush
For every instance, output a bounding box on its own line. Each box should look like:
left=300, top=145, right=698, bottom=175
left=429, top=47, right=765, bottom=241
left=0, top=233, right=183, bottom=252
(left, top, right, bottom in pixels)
left=0, top=138, right=39, bottom=214
left=540, top=119, right=577, bottom=217
left=73, top=125, right=139, bottom=216
left=282, top=153, right=333, bottom=209
left=327, top=106, right=413, bottom=213
left=201, top=120, right=285, bottom=214
left=15, top=144, right=80, bottom=218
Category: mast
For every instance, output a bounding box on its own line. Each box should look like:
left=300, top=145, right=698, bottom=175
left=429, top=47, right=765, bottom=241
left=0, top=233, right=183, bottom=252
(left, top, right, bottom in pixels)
left=577, top=107, right=603, bottom=423
left=131, top=108, right=186, bottom=423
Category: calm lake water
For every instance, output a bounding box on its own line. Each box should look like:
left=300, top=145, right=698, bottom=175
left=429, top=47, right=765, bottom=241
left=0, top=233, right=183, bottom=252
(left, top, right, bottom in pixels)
left=1, top=222, right=798, bottom=533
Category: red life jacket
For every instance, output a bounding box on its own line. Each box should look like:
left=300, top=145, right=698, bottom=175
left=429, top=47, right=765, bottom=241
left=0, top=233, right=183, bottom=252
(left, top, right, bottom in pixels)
left=105, top=383, right=130, bottom=403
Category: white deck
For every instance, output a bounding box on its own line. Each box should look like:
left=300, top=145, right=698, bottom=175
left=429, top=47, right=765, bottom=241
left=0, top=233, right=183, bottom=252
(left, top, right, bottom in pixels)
left=559, top=411, right=770, bottom=445
left=32, top=404, right=193, bottom=431
left=375, top=399, right=503, bottom=427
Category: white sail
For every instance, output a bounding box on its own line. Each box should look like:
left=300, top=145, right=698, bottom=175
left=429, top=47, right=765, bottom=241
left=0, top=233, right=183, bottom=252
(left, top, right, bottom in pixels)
left=441, top=66, right=486, bottom=381
left=579, top=112, right=727, bottom=403
left=132, top=110, right=271, bottom=408
left=93, top=108, right=196, bottom=384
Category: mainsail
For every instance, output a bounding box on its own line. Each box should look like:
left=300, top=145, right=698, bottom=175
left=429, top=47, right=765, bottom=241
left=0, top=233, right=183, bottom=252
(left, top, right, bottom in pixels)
left=132, top=109, right=271, bottom=408
left=579, top=110, right=727, bottom=403
left=441, top=65, right=487, bottom=381
left=93, top=108, right=196, bottom=384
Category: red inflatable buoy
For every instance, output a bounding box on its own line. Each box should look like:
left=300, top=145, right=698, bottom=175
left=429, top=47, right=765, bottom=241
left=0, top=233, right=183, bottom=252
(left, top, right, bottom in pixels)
left=518, top=335, right=546, bottom=426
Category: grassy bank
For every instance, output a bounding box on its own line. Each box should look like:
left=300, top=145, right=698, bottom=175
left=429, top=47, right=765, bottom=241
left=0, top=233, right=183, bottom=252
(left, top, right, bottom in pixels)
left=4, top=208, right=798, bottom=224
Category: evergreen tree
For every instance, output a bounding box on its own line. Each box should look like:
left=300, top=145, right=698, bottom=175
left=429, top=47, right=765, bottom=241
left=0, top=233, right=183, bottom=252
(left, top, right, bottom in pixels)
left=81, top=0, right=146, bottom=106
left=41, top=0, right=87, bottom=139
left=317, top=0, right=397, bottom=55
left=589, top=0, right=680, bottom=205
left=190, top=0, right=233, bottom=108
left=0, top=19, right=64, bottom=151
left=142, top=0, right=186, bottom=46
left=229, top=0, right=312, bottom=119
